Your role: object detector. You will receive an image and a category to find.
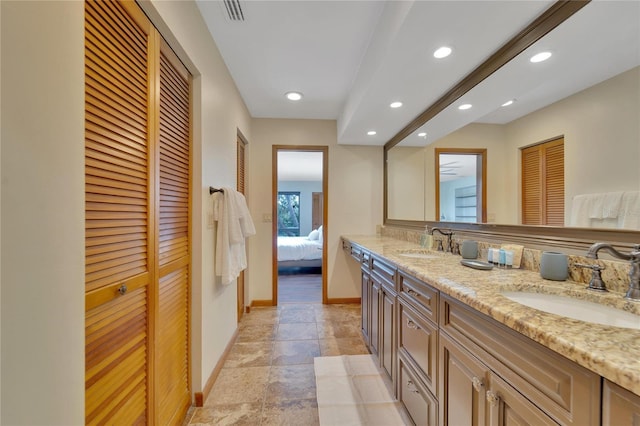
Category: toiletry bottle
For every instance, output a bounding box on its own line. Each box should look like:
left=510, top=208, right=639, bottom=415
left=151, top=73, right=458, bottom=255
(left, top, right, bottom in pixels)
left=420, top=226, right=432, bottom=249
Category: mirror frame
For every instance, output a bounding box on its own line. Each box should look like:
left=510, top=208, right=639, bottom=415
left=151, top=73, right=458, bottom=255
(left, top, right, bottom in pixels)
left=383, top=0, right=640, bottom=252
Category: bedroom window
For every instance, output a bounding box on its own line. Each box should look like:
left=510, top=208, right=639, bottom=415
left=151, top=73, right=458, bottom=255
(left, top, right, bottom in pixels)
left=277, top=191, right=301, bottom=236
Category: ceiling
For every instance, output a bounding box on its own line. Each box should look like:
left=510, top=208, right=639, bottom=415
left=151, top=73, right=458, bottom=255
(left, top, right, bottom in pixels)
left=277, top=151, right=323, bottom=182
left=197, top=0, right=640, bottom=147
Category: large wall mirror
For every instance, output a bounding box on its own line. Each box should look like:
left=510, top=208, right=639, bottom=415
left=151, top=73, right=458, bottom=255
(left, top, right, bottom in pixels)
left=385, top=1, right=640, bottom=245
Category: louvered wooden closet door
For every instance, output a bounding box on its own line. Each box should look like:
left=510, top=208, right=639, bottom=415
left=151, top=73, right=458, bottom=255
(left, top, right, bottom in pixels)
left=522, top=138, right=564, bottom=226
left=85, top=1, right=155, bottom=424
left=156, top=42, right=192, bottom=425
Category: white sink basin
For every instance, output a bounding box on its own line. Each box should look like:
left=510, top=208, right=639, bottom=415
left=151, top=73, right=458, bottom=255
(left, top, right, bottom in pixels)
left=501, top=291, right=640, bottom=329
left=398, top=252, right=438, bottom=259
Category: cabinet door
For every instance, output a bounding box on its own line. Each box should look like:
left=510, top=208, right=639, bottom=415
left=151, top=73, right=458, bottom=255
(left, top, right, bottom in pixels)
left=398, top=299, right=438, bottom=396
left=602, top=380, right=640, bottom=426
left=439, top=333, right=488, bottom=426
left=370, top=278, right=380, bottom=356
left=361, top=270, right=370, bottom=346
left=487, top=373, right=556, bottom=426
left=381, top=287, right=396, bottom=384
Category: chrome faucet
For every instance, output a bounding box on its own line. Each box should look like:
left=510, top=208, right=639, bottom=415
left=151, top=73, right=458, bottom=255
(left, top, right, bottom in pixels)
left=586, top=242, right=640, bottom=300
left=429, top=227, right=454, bottom=253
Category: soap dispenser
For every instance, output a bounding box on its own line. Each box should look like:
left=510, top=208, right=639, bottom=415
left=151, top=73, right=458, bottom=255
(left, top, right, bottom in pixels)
left=420, top=226, right=432, bottom=249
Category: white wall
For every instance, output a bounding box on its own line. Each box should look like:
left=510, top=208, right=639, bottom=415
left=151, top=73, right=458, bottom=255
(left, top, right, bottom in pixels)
left=1, top=2, right=85, bottom=424
left=426, top=123, right=509, bottom=223
left=278, top=180, right=323, bottom=236
left=248, top=119, right=383, bottom=302
left=387, top=147, right=425, bottom=220
left=141, top=0, right=253, bottom=395
left=505, top=66, right=640, bottom=224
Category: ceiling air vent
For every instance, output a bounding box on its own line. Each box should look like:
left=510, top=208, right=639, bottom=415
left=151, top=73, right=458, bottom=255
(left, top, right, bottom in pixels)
left=223, top=0, right=245, bottom=22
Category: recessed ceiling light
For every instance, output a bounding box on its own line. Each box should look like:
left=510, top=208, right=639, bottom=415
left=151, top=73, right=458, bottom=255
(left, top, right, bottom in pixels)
left=285, top=91, right=303, bottom=101
left=433, top=46, right=452, bottom=59
left=390, top=101, right=403, bottom=108
left=367, top=130, right=377, bottom=136
left=458, top=103, right=472, bottom=110
left=530, top=51, right=552, bottom=63
left=501, top=99, right=515, bottom=107
left=418, top=132, right=427, bottom=138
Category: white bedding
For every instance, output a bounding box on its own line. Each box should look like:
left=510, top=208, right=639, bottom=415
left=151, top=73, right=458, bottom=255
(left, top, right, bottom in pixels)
left=277, top=236, right=323, bottom=261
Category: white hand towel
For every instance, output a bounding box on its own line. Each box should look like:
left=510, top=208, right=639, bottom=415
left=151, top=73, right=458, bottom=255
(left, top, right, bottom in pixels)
left=570, top=194, right=592, bottom=227
left=620, top=191, right=640, bottom=230
left=602, top=191, right=624, bottom=219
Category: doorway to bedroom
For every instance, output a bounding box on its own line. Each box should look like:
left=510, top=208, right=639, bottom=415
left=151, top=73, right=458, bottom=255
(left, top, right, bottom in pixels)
left=272, top=146, right=328, bottom=305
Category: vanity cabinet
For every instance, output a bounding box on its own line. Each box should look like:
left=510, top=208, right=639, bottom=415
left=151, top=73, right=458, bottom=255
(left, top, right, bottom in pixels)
left=602, top=379, right=640, bottom=426
left=440, top=294, right=601, bottom=426
left=381, top=283, right=396, bottom=381
left=440, top=332, right=556, bottom=426
left=369, top=274, right=380, bottom=357
left=397, top=271, right=439, bottom=396
left=360, top=250, right=371, bottom=347
left=370, top=254, right=397, bottom=384
left=399, top=354, right=438, bottom=426
left=343, top=239, right=640, bottom=426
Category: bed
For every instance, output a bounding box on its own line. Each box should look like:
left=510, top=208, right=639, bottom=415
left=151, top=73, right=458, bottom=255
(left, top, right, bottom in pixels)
left=277, top=228, right=323, bottom=272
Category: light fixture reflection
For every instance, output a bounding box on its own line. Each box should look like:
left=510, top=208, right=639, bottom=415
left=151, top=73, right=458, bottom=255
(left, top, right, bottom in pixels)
left=285, top=91, right=303, bottom=101
left=434, top=46, right=452, bottom=59
left=458, top=103, right=472, bottom=110
left=530, top=51, right=552, bottom=63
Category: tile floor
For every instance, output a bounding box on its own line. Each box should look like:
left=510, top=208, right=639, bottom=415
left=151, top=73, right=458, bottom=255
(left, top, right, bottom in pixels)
left=185, top=303, right=369, bottom=425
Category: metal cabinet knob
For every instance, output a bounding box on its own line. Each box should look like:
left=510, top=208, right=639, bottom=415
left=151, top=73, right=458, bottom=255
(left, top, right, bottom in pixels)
left=486, top=390, right=500, bottom=407
left=406, top=319, right=421, bottom=330
left=407, top=380, right=420, bottom=394
left=472, top=376, right=484, bottom=392
left=118, top=284, right=127, bottom=295
left=407, top=289, right=420, bottom=298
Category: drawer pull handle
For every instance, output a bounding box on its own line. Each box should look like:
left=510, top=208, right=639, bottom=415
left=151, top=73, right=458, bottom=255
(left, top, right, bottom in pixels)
left=407, top=289, right=420, bottom=297
left=407, top=380, right=420, bottom=394
left=117, top=284, right=128, bottom=296
left=472, top=377, right=484, bottom=392
left=486, top=390, right=500, bottom=407
left=407, top=320, right=421, bottom=330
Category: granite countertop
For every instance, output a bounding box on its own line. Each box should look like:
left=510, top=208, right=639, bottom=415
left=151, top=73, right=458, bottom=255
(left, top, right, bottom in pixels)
left=342, top=234, right=640, bottom=396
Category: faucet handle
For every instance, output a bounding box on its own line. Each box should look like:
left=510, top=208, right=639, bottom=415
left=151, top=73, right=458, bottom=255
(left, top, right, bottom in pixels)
left=575, top=263, right=605, bottom=272
left=575, top=263, right=608, bottom=292
left=451, top=240, right=460, bottom=255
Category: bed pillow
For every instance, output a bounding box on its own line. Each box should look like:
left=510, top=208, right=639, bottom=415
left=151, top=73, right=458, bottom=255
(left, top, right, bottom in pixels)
left=318, top=226, right=323, bottom=243
left=308, top=229, right=320, bottom=240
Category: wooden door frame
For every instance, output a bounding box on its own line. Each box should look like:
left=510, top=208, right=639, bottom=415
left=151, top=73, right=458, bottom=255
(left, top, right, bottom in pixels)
left=435, top=148, right=487, bottom=223
left=272, top=145, right=329, bottom=305
left=237, top=129, right=248, bottom=321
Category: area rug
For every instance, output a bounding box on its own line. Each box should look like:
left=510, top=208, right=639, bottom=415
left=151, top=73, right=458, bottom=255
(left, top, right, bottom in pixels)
left=313, top=355, right=410, bottom=425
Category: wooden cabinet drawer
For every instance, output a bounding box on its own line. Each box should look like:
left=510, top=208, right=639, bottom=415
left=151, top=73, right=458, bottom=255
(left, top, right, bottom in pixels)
left=440, top=295, right=601, bottom=425
left=399, top=355, right=438, bottom=426
left=371, top=254, right=396, bottom=289
left=398, top=298, right=437, bottom=396
left=399, top=271, right=438, bottom=324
